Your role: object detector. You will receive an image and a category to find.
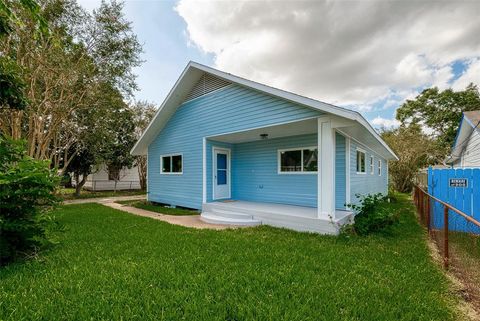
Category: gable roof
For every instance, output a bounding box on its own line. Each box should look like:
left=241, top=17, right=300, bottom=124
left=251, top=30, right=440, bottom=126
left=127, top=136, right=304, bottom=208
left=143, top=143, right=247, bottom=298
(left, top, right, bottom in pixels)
left=131, top=61, right=397, bottom=160
left=447, top=110, right=480, bottom=164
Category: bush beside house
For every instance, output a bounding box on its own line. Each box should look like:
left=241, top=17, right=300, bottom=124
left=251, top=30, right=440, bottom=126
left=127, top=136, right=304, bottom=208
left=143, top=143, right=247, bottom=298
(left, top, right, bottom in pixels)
left=0, top=137, right=59, bottom=265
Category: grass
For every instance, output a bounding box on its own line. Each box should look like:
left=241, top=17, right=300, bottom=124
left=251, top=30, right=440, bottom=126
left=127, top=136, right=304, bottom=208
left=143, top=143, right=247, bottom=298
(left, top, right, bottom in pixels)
left=448, top=231, right=480, bottom=310
left=58, top=187, right=146, bottom=200
left=116, top=200, right=199, bottom=215
left=0, top=194, right=459, bottom=320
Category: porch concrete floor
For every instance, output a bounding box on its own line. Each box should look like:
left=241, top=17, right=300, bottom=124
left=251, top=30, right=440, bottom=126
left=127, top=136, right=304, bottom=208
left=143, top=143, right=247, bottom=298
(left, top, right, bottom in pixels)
left=214, top=200, right=352, bottom=221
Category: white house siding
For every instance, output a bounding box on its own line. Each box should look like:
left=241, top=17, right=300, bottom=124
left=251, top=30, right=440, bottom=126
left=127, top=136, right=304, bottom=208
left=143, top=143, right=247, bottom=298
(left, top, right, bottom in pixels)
left=459, top=130, right=480, bottom=167
left=81, top=164, right=141, bottom=191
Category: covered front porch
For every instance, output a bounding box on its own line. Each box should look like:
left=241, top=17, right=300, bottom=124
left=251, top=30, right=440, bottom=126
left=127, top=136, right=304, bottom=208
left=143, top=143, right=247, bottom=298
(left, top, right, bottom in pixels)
left=202, top=200, right=353, bottom=234
left=200, top=115, right=358, bottom=234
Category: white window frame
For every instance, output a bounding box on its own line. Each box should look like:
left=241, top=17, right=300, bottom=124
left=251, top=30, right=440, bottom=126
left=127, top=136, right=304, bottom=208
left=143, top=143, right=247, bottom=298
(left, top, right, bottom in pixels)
left=370, top=155, right=374, bottom=175
left=378, top=159, right=382, bottom=176
left=160, top=153, right=183, bottom=175
left=278, top=146, right=318, bottom=174
left=356, top=148, right=366, bottom=174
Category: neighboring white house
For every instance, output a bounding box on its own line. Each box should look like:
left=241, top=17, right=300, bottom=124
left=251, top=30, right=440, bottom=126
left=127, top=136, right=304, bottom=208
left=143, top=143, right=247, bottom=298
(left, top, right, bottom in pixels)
left=447, top=111, right=480, bottom=167
left=74, top=164, right=141, bottom=191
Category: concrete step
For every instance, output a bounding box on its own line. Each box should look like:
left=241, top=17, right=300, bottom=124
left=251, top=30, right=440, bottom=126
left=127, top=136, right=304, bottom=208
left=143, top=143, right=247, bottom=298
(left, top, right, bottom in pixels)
left=200, top=212, right=261, bottom=226
left=207, top=208, right=254, bottom=220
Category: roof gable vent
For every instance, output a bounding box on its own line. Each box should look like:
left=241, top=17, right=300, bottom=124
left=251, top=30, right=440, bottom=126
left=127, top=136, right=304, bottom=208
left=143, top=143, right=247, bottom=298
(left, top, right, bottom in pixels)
left=184, top=73, right=231, bottom=103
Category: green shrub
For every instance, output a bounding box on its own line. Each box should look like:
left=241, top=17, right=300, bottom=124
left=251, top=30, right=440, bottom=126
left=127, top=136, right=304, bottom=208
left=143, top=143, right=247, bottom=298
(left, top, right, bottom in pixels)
left=0, top=136, right=60, bottom=265
left=346, top=193, right=399, bottom=235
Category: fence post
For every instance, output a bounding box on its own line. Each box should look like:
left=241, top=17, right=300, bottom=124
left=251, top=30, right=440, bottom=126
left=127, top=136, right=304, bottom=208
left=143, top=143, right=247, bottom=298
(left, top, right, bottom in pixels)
left=426, top=195, right=431, bottom=234
left=419, top=190, right=424, bottom=220
left=444, top=205, right=449, bottom=269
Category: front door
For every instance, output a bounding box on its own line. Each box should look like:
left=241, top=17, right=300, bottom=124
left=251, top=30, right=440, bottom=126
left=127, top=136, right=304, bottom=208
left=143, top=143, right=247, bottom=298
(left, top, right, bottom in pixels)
left=213, top=148, right=231, bottom=200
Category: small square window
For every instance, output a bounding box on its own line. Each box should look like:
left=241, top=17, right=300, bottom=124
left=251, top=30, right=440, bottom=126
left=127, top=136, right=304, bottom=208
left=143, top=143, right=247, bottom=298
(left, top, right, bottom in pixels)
left=161, top=154, right=183, bottom=174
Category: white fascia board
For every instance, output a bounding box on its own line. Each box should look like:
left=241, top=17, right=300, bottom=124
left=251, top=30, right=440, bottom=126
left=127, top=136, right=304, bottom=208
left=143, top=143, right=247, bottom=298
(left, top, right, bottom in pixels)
left=189, top=63, right=397, bottom=160
left=130, top=62, right=196, bottom=156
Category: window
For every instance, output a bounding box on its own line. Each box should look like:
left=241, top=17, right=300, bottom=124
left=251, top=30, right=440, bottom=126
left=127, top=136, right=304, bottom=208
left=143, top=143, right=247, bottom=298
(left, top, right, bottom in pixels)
left=161, top=154, right=183, bottom=174
left=370, top=155, right=374, bottom=174
left=279, top=147, right=317, bottom=173
left=378, top=159, right=382, bottom=176
left=356, top=149, right=366, bottom=173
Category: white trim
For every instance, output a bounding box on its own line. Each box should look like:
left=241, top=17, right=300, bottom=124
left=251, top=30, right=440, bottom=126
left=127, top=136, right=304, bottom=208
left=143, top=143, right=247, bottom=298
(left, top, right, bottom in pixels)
left=202, top=138, right=207, bottom=203
left=277, top=146, right=318, bottom=174
left=356, top=148, right=366, bottom=174
left=131, top=62, right=397, bottom=160
left=212, top=147, right=231, bottom=200
left=332, top=130, right=336, bottom=208
left=160, top=153, right=183, bottom=175
left=345, top=137, right=351, bottom=204
left=370, top=155, right=374, bottom=175
left=378, top=159, right=382, bottom=176
left=317, top=118, right=335, bottom=218
left=146, top=152, right=149, bottom=202
left=317, top=119, right=322, bottom=218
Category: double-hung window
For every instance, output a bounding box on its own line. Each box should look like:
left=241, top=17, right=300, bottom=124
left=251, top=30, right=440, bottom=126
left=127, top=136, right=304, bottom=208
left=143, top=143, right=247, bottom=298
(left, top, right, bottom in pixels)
left=279, top=147, right=318, bottom=173
left=356, top=149, right=366, bottom=174
left=378, top=159, right=382, bottom=176
left=370, top=155, right=374, bottom=175
left=161, top=154, right=183, bottom=174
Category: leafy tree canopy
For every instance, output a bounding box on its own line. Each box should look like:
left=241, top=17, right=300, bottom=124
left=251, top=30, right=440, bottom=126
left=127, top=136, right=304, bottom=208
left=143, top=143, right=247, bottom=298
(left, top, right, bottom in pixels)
left=396, top=84, right=480, bottom=152
left=381, top=124, right=443, bottom=192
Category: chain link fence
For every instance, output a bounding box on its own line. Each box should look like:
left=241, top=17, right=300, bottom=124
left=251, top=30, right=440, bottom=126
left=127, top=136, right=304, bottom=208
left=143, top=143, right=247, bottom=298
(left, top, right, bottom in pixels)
left=413, top=186, right=480, bottom=311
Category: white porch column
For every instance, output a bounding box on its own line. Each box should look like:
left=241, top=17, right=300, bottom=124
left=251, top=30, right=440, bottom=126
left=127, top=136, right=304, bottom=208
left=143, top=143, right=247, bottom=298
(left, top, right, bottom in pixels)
left=318, top=117, right=336, bottom=219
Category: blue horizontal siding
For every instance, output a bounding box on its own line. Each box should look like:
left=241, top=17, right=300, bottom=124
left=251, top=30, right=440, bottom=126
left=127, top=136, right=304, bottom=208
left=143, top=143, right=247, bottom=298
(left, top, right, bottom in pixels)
left=335, top=133, right=346, bottom=209
left=148, top=84, right=323, bottom=209
left=231, top=134, right=317, bottom=207
left=349, top=139, right=388, bottom=205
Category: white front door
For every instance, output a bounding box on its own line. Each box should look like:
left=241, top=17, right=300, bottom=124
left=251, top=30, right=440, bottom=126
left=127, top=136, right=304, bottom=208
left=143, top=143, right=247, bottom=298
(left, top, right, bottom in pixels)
left=213, top=148, right=231, bottom=200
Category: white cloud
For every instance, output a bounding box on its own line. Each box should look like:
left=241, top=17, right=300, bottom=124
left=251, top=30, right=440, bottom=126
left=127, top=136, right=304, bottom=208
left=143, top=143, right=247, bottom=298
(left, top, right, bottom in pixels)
left=176, top=0, right=480, bottom=109
left=452, top=58, right=480, bottom=91
left=371, top=117, right=400, bottom=129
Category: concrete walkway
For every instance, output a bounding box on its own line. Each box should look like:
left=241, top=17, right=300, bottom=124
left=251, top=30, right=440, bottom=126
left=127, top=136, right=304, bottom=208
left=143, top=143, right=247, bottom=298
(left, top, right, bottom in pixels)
left=63, top=194, right=146, bottom=205
left=63, top=195, right=237, bottom=230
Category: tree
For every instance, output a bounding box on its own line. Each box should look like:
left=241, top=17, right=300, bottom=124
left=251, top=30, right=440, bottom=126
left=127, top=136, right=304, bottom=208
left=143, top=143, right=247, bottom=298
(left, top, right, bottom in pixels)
left=0, top=0, right=142, bottom=175
left=131, top=100, right=156, bottom=190
left=102, top=104, right=137, bottom=192
left=381, top=125, right=443, bottom=192
left=396, top=84, right=480, bottom=153
left=0, top=136, right=59, bottom=264
left=0, top=0, right=48, bottom=112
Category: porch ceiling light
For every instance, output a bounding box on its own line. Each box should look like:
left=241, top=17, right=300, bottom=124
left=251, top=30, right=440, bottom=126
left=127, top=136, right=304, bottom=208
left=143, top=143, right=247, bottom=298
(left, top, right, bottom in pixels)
left=260, top=133, right=268, bottom=140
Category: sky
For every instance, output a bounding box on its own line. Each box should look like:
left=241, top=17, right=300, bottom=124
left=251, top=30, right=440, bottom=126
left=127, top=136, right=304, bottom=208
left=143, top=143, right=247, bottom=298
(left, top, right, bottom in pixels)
left=78, top=0, right=480, bottom=129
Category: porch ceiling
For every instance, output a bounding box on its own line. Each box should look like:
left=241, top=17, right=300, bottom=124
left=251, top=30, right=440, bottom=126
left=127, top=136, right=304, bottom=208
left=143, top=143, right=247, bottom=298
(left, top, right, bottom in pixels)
left=208, top=118, right=317, bottom=143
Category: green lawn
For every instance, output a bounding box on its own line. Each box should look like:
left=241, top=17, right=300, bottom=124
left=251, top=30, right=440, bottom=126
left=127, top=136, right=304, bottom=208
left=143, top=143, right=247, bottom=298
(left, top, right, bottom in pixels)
left=116, top=200, right=199, bottom=215
left=58, top=187, right=146, bottom=200
left=0, top=194, right=459, bottom=320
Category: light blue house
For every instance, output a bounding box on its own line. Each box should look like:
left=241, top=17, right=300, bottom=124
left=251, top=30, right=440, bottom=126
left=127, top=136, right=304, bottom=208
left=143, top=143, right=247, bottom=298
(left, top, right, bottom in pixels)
left=132, top=62, right=397, bottom=234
